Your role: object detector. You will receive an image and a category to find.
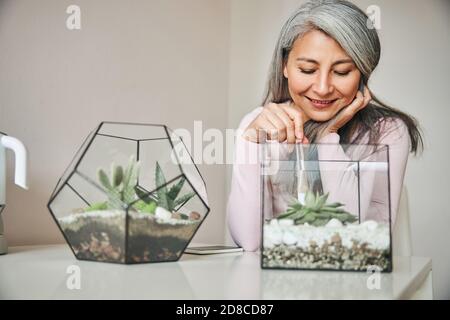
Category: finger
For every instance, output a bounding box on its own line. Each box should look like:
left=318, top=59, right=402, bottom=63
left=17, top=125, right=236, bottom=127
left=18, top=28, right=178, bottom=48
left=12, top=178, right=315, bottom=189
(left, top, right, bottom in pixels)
left=242, top=127, right=258, bottom=142
left=354, top=87, right=371, bottom=113
left=264, top=108, right=287, bottom=142
left=331, top=91, right=364, bottom=130
left=272, top=107, right=296, bottom=144
left=361, top=86, right=372, bottom=110
left=284, top=103, right=305, bottom=141
left=243, top=114, right=277, bottom=142
left=258, top=115, right=278, bottom=141
left=350, top=90, right=365, bottom=112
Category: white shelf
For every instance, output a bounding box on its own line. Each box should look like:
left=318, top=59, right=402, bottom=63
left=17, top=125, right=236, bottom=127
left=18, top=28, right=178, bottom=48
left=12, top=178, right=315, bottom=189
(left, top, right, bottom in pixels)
left=0, top=244, right=433, bottom=299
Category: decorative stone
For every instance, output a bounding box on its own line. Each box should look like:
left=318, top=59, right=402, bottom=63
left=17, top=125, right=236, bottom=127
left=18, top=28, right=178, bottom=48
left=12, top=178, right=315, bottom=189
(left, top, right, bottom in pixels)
left=171, top=212, right=182, bottom=220
left=282, top=232, right=297, bottom=246
left=155, top=207, right=172, bottom=221
left=330, top=233, right=341, bottom=244
left=270, top=219, right=279, bottom=226
left=361, top=220, right=378, bottom=231
left=279, top=219, right=294, bottom=227
left=325, top=218, right=343, bottom=228
left=189, top=211, right=201, bottom=220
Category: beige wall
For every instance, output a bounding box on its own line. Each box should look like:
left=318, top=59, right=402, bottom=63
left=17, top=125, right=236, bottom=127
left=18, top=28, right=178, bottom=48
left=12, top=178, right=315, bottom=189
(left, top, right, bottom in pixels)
left=226, top=0, right=450, bottom=299
left=0, top=0, right=230, bottom=246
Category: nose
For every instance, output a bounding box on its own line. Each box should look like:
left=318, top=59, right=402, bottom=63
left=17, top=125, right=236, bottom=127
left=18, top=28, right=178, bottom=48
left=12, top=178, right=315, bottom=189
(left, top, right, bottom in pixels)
left=312, top=73, right=334, bottom=97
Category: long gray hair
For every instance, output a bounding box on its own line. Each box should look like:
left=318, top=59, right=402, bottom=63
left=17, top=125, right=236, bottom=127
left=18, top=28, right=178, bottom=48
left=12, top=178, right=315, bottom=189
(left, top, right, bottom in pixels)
left=262, top=0, right=423, bottom=153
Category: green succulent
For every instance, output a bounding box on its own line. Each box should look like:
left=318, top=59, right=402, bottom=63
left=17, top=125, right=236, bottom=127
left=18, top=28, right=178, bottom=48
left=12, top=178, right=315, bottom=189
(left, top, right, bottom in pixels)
left=86, top=155, right=140, bottom=211
left=85, top=201, right=108, bottom=212
left=277, top=191, right=357, bottom=227
left=86, top=157, right=195, bottom=216
left=133, top=199, right=157, bottom=214
left=134, top=161, right=195, bottom=214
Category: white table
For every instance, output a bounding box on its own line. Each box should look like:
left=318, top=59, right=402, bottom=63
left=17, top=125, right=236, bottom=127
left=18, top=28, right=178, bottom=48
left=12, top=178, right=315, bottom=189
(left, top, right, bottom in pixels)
left=0, top=245, right=433, bottom=299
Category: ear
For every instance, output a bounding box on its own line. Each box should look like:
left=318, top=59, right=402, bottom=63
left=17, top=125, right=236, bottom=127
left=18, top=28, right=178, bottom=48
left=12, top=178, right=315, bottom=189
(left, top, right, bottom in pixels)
left=283, top=63, right=288, bottom=79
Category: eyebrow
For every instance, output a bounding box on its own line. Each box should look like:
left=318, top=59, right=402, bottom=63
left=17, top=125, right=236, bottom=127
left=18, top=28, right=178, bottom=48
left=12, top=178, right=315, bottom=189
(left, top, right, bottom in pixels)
left=296, top=57, right=354, bottom=66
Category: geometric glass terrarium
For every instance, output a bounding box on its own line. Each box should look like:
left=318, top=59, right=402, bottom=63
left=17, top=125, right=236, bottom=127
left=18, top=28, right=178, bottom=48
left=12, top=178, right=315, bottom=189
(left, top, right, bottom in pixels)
left=261, top=142, right=392, bottom=272
left=48, top=122, right=209, bottom=264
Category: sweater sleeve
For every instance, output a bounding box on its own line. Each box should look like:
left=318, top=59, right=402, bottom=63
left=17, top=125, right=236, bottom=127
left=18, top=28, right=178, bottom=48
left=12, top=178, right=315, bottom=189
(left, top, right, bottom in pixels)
left=226, top=107, right=267, bottom=251
left=317, top=118, right=410, bottom=225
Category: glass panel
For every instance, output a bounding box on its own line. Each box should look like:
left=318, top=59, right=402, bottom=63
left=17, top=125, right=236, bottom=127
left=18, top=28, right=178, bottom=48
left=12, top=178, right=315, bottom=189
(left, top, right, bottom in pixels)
left=76, top=135, right=138, bottom=190
left=98, top=122, right=167, bottom=141
left=127, top=175, right=209, bottom=263
left=137, top=138, right=183, bottom=194
left=49, top=183, right=126, bottom=263
left=51, top=126, right=98, bottom=200
left=167, top=128, right=208, bottom=205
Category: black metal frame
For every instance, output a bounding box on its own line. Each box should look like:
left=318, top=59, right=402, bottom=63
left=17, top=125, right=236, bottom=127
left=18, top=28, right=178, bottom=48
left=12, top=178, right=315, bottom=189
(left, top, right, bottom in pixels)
left=47, top=121, right=210, bottom=264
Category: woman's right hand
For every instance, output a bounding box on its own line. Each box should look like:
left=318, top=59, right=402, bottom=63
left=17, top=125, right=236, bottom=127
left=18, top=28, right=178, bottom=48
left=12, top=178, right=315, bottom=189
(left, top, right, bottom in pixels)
left=243, top=101, right=309, bottom=144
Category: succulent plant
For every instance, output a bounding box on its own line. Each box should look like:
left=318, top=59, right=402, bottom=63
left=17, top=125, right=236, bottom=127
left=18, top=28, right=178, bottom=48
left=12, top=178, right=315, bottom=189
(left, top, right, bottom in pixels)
left=87, top=155, right=141, bottom=211
left=135, top=161, right=195, bottom=214
left=132, top=199, right=157, bottom=214
left=86, top=157, right=195, bottom=216
left=85, top=201, right=108, bottom=212
left=277, top=191, right=357, bottom=227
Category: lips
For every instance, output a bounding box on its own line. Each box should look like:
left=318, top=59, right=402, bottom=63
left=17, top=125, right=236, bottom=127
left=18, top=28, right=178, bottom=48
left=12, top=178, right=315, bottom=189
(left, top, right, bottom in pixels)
left=306, top=96, right=337, bottom=109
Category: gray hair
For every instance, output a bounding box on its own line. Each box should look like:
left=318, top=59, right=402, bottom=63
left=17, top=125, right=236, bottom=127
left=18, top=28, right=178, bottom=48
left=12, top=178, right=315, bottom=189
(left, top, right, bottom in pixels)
left=263, top=0, right=380, bottom=104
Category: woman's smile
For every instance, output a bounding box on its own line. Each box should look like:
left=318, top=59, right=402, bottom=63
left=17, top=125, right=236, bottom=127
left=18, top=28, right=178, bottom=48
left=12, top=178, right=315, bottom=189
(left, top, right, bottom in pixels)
left=305, top=96, right=338, bottom=109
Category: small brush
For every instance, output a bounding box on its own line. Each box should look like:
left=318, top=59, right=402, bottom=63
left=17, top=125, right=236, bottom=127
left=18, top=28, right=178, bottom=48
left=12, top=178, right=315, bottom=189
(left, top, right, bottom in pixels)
left=295, top=142, right=306, bottom=204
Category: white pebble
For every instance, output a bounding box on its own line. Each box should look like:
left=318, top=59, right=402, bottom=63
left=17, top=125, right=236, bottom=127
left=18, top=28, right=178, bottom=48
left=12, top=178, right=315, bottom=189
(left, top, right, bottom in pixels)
left=263, top=239, right=275, bottom=249
left=361, top=220, right=378, bottom=231
left=279, top=219, right=294, bottom=227
left=325, top=218, right=343, bottom=228
left=155, top=207, right=172, bottom=221
left=270, top=219, right=279, bottom=226
left=282, top=232, right=297, bottom=246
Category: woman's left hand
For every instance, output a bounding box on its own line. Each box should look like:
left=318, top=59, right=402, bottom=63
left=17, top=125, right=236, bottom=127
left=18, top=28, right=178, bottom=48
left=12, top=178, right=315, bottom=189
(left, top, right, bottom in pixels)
left=319, top=85, right=372, bottom=137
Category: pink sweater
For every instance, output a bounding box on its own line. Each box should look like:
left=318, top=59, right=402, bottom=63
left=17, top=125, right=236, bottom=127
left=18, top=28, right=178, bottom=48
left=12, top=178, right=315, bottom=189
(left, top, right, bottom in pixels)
left=227, top=107, right=411, bottom=251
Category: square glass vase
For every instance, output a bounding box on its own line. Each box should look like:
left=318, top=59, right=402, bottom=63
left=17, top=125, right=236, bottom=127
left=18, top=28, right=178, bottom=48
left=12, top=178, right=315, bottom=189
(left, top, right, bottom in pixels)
left=261, top=142, right=392, bottom=272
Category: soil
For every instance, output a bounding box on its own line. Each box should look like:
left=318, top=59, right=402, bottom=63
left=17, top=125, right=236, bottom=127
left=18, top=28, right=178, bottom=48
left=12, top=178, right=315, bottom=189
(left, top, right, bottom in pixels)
left=58, top=211, right=200, bottom=264
left=262, top=239, right=391, bottom=271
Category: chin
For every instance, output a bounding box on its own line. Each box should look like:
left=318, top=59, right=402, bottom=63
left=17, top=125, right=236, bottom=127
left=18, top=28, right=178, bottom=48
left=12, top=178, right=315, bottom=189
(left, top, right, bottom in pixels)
left=307, top=111, right=335, bottom=123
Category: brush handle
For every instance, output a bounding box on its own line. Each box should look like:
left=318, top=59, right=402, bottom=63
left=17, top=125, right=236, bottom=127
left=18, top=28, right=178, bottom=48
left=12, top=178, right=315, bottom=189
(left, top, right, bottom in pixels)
left=0, top=134, right=5, bottom=205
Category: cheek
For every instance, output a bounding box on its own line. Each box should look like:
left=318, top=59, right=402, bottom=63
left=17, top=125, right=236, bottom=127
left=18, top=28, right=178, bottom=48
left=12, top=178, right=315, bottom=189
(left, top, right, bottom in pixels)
left=335, top=78, right=359, bottom=102
left=287, top=73, right=310, bottom=93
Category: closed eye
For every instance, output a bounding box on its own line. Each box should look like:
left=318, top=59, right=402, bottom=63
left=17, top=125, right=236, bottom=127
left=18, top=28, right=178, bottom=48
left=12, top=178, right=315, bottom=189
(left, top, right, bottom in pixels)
left=299, top=69, right=315, bottom=74
left=334, top=71, right=350, bottom=76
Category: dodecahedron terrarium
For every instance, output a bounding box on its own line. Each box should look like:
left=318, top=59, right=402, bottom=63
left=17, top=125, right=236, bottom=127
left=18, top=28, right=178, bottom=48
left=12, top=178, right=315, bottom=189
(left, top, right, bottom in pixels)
left=48, top=122, right=209, bottom=264
left=261, top=142, right=392, bottom=272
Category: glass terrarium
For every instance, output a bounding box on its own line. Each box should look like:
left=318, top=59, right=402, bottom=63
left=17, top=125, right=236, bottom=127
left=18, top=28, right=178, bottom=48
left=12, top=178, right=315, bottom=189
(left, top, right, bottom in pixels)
left=261, top=142, right=392, bottom=272
left=48, top=122, right=209, bottom=264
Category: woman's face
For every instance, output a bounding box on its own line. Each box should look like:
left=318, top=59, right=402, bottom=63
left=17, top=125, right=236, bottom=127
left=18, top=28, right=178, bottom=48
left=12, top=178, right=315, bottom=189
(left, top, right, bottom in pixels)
left=283, top=29, right=362, bottom=122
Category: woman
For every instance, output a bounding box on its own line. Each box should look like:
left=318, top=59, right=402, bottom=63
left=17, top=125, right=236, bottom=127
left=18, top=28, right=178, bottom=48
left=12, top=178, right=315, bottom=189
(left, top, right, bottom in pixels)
left=227, top=0, right=423, bottom=251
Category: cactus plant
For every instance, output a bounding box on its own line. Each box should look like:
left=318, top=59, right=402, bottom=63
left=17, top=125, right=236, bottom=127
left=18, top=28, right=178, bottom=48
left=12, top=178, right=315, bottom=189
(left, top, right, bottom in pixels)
left=86, top=155, right=140, bottom=211
left=135, top=161, right=195, bottom=214
left=86, top=157, right=195, bottom=216
left=277, top=191, right=357, bottom=227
